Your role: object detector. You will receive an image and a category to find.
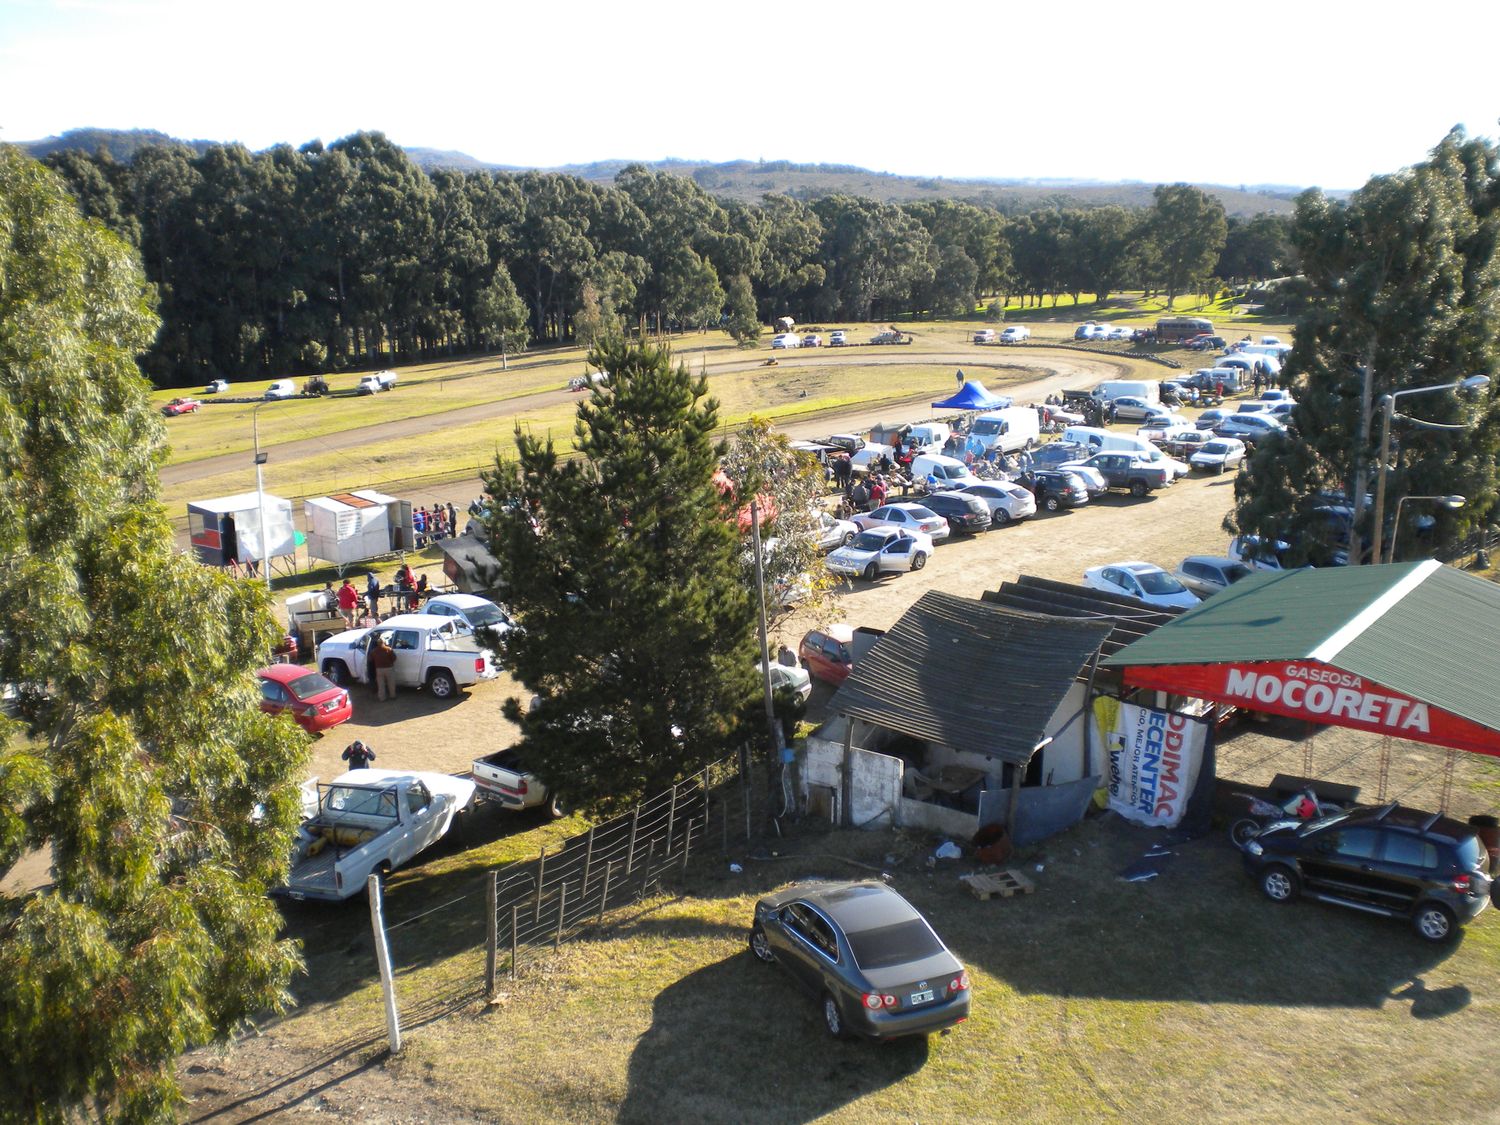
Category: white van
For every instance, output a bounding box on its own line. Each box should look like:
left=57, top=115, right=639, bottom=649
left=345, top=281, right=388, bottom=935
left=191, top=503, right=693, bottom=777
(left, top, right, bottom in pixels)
left=968, top=407, right=1040, bottom=455
left=1093, top=380, right=1159, bottom=405
left=905, top=422, right=952, bottom=453
left=264, top=379, right=296, bottom=399
left=1060, top=425, right=1188, bottom=479
left=910, top=453, right=978, bottom=489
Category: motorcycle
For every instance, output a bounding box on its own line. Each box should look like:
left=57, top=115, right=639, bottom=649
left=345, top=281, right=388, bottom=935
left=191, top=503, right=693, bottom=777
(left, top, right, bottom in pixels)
left=1229, top=787, right=1344, bottom=848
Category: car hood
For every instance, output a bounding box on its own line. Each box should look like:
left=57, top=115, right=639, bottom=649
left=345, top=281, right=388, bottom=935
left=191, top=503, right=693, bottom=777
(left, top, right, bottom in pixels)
left=828, top=544, right=880, bottom=566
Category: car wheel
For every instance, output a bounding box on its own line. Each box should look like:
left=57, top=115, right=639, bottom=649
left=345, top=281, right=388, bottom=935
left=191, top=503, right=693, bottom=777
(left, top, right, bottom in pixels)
left=862, top=562, right=877, bottom=581
left=992, top=509, right=1011, bottom=527
left=842, top=531, right=855, bottom=546
left=1412, top=902, right=1456, bottom=942
left=749, top=922, right=776, bottom=964
left=322, top=661, right=350, bottom=687
left=1229, top=819, right=1261, bottom=848
left=911, top=552, right=927, bottom=571
left=545, top=790, right=568, bottom=819
left=1259, top=864, right=1300, bottom=903
left=427, top=668, right=458, bottom=699
left=1130, top=480, right=1149, bottom=498
left=1044, top=496, right=1060, bottom=512
left=823, top=992, right=850, bottom=1040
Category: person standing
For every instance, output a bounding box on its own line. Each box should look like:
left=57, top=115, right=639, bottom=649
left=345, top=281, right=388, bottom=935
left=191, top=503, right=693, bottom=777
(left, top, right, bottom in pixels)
left=446, top=502, right=458, bottom=539
left=341, top=740, right=376, bottom=770
left=336, top=578, right=359, bottom=628
left=369, top=633, right=398, bottom=701
left=365, top=570, right=381, bottom=621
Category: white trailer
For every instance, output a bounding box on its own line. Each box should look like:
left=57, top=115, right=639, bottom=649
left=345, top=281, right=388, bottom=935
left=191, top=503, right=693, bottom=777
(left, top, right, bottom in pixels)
left=303, top=489, right=415, bottom=569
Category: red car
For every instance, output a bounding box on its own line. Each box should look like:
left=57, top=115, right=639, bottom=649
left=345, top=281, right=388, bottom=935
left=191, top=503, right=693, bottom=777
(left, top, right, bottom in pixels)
left=257, top=664, right=352, bottom=733
left=162, top=397, right=201, bottom=416
left=799, top=624, right=856, bottom=686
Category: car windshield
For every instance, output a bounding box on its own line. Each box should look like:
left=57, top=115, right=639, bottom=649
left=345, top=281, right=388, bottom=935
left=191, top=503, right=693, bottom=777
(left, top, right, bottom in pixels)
left=1223, top=563, right=1253, bottom=584
left=848, top=532, right=889, bottom=551
left=463, top=604, right=508, bottom=627
left=1135, top=569, right=1186, bottom=594
left=288, top=673, right=337, bottom=698
left=970, top=419, right=1002, bottom=435
left=1201, top=442, right=1231, bottom=455
left=845, top=919, right=945, bottom=971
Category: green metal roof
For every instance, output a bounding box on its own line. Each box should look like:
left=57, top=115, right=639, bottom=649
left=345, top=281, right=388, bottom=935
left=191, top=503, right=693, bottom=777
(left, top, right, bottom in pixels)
left=1105, top=561, right=1500, bottom=734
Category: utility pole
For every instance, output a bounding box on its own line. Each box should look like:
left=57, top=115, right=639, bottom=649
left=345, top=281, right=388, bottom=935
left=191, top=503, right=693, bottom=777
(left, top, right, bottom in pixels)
left=1348, top=351, right=1373, bottom=566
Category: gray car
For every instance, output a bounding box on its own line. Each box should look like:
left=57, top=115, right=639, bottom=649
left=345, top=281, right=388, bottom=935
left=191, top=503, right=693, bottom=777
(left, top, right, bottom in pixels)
left=1173, top=555, right=1254, bottom=599
left=749, top=880, right=971, bottom=1041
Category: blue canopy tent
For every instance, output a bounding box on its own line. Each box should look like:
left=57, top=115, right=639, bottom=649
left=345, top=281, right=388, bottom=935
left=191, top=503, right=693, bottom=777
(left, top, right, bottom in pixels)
left=932, top=375, right=1012, bottom=411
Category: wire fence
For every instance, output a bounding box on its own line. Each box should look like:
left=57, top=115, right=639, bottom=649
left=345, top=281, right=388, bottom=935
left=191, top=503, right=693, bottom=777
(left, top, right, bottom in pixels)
left=482, top=755, right=751, bottom=990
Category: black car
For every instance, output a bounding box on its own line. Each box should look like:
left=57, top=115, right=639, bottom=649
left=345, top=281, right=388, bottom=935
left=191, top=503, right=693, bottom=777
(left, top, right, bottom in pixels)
left=1018, top=469, right=1090, bottom=512
left=750, top=880, right=971, bottom=1040
left=921, top=490, right=992, bottom=534
left=1241, top=803, right=1492, bottom=941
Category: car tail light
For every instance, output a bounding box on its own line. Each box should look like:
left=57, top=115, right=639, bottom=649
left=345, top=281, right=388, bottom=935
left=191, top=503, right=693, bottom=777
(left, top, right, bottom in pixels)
left=1452, top=874, right=1472, bottom=893
left=515, top=779, right=529, bottom=795
left=475, top=658, right=485, bottom=673
left=863, top=993, right=883, bottom=1010
left=949, top=971, right=970, bottom=993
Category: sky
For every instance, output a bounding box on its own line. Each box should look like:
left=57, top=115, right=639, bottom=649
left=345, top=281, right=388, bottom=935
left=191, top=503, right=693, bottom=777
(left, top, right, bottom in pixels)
left=4, top=0, right=1499, bottom=192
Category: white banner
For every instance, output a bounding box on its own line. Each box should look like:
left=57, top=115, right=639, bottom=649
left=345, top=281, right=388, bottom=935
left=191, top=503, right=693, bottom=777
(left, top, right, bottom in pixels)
left=1106, top=705, right=1207, bottom=828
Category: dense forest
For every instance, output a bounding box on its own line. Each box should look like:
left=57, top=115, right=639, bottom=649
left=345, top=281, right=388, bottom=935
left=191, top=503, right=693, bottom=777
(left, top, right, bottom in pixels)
left=38, top=131, right=1296, bottom=386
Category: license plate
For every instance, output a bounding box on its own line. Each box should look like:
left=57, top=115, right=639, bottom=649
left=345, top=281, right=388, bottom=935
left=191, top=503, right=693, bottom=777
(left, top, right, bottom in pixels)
left=909, top=989, right=934, bottom=1005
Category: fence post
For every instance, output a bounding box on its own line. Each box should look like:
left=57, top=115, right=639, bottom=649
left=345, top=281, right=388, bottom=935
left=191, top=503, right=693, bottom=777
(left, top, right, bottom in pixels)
left=581, top=825, right=596, bottom=898
left=510, top=903, right=520, bottom=981
left=534, top=846, right=547, bottom=925
left=682, top=817, right=694, bottom=875
left=366, top=874, right=402, bottom=1054
left=555, top=882, right=568, bottom=950
left=640, top=839, right=655, bottom=899
left=667, top=783, right=679, bottom=858
left=626, top=807, right=641, bottom=874
left=597, top=862, right=613, bottom=925
left=485, top=871, right=498, bottom=997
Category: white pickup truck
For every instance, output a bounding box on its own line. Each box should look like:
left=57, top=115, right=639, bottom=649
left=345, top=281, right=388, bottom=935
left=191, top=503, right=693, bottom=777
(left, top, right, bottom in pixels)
left=316, top=613, right=500, bottom=700
left=357, top=370, right=398, bottom=394
left=278, top=769, right=476, bottom=901
left=470, top=748, right=565, bottom=818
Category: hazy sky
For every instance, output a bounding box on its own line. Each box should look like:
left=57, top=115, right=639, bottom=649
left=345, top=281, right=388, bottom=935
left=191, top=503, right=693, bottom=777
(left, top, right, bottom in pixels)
left=4, top=0, right=1498, bottom=191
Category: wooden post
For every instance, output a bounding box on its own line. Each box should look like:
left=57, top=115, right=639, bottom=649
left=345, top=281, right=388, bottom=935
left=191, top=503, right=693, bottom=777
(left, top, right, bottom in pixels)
left=667, top=783, right=679, bottom=857
left=597, top=863, right=613, bottom=924
left=509, top=903, right=519, bottom=981
left=840, top=717, right=855, bottom=828
left=366, top=874, right=402, bottom=1054
left=555, top=883, right=568, bottom=950
left=641, top=839, right=655, bottom=899
left=1007, top=762, right=1025, bottom=841
left=581, top=825, right=596, bottom=897
left=484, top=871, right=498, bottom=996
left=626, top=807, right=641, bottom=874
left=682, top=817, right=694, bottom=874
left=534, top=846, right=547, bottom=925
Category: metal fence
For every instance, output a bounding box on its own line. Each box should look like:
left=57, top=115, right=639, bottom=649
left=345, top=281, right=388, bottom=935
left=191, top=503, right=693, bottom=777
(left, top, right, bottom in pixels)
left=483, top=755, right=750, bottom=990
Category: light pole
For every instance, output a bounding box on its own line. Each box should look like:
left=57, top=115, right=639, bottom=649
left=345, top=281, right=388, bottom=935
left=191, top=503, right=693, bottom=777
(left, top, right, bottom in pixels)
left=252, top=401, right=274, bottom=588
left=1387, top=495, right=1465, bottom=563
left=1369, top=375, right=1490, bottom=564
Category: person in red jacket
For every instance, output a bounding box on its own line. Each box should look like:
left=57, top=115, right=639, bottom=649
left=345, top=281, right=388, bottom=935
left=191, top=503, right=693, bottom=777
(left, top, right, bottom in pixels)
left=336, top=578, right=360, bottom=628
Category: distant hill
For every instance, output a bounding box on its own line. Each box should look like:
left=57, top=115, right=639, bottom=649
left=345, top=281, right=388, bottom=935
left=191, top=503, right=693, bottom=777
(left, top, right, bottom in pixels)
left=18, top=128, right=1304, bottom=215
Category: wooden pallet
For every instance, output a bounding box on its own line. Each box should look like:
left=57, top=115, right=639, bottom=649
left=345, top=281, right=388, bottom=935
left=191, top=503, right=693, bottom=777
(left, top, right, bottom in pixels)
left=961, top=869, right=1035, bottom=900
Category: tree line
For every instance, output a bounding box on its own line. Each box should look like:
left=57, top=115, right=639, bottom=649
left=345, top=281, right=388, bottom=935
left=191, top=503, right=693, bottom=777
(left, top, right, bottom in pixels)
left=42, top=132, right=1294, bottom=386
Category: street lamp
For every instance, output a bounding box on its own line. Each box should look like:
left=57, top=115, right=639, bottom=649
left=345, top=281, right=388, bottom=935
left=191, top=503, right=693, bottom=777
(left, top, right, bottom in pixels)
left=1387, top=495, right=1465, bottom=563
left=1369, top=374, right=1490, bottom=563
left=252, top=401, right=275, bottom=588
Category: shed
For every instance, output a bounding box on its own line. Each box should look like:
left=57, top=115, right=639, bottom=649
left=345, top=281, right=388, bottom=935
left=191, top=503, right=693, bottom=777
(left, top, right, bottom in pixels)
left=303, top=490, right=414, bottom=568
left=187, top=492, right=296, bottom=568
left=801, top=590, right=1111, bottom=843
left=434, top=533, right=504, bottom=597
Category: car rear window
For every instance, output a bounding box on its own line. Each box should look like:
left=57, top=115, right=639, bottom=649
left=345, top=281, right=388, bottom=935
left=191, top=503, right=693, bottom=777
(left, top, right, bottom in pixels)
left=1455, top=835, right=1488, bottom=871
left=845, top=919, right=944, bottom=970
left=288, top=673, right=336, bottom=697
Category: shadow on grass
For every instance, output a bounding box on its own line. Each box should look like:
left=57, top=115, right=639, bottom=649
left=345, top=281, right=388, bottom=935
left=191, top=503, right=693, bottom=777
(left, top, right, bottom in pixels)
left=619, top=951, right=930, bottom=1125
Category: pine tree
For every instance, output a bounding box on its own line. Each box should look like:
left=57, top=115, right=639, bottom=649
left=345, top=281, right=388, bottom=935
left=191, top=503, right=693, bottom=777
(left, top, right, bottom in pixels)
left=482, top=340, right=759, bottom=809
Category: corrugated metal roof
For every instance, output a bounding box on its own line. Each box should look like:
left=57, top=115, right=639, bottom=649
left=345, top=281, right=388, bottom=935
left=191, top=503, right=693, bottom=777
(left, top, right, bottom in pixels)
left=831, top=590, right=1112, bottom=765
left=982, top=575, right=1184, bottom=665
left=1105, top=562, right=1500, bottom=734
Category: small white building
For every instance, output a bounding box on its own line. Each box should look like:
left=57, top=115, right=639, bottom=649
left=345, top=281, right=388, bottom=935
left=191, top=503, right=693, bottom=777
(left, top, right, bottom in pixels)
left=187, top=492, right=296, bottom=569
left=303, top=490, right=413, bottom=569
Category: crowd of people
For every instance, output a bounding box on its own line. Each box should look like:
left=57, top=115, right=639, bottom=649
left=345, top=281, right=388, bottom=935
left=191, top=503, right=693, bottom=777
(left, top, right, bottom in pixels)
left=414, top=501, right=460, bottom=549
left=321, top=560, right=432, bottom=628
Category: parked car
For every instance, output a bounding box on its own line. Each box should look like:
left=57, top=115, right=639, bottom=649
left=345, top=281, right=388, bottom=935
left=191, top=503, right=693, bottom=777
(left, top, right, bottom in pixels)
left=422, top=593, right=514, bottom=642
left=1189, top=437, right=1248, bottom=473
left=829, top=330, right=849, bottom=347
left=762, top=659, right=814, bottom=704
left=919, top=491, right=992, bottom=534
left=161, top=397, right=201, bottom=416
left=1106, top=325, right=1135, bottom=341
left=825, top=527, right=935, bottom=580
left=799, top=625, right=857, bottom=685
left=771, top=333, right=801, bottom=349
left=470, top=748, right=567, bottom=818
left=316, top=614, right=500, bottom=699
left=1184, top=334, right=1227, bottom=351
left=748, top=880, right=971, bottom=1040
left=1216, top=413, right=1287, bottom=444
left=1228, top=533, right=1293, bottom=571
left=1074, top=323, right=1105, bottom=340
left=999, top=325, right=1030, bottom=343
left=264, top=379, right=296, bottom=399
left=1106, top=396, right=1157, bottom=422
left=257, top=664, right=352, bottom=733
left=203, top=378, right=230, bottom=395
left=1159, top=429, right=1214, bottom=458
left=816, top=510, right=858, bottom=551
left=1173, top=555, right=1254, bottom=599
left=850, top=503, right=951, bottom=542
left=973, top=329, right=997, bottom=344
left=1136, top=412, right=1192, bottom=440
left=802, top=333, right=823, bottom=348
left=357, top=370, right=398, bottom=394
left=1064, top=452, right=1171, bottom=497
left=1083, top=561, right=1200, bottom=609
left=945, top=481, right=1037, bottom=525
left=1241, top=803, right=1492, bottom=942
left=1019, top=469, right=1090, bottom=512
left=1027, top=441, right=1092, bottom=469
left=1196, top=408, right=1232, bottom=431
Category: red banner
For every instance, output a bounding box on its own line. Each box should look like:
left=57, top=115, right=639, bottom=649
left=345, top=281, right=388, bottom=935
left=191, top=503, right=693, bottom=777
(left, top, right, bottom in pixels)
left=1122, top=660, right=1500, bottom=758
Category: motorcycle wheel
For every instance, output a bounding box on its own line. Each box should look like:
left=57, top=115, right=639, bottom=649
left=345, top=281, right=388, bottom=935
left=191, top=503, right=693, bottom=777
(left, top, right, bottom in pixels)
left=1229, top=819, right=1261, bottom=848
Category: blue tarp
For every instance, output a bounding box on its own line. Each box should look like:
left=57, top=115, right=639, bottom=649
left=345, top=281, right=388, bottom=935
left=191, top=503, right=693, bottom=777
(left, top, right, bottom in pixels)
left=932, top=377, right=1012, bottom=411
